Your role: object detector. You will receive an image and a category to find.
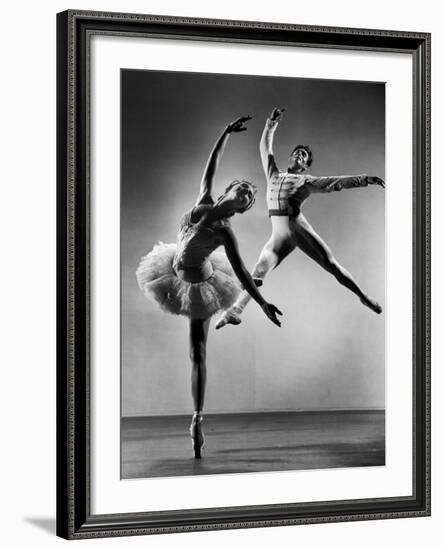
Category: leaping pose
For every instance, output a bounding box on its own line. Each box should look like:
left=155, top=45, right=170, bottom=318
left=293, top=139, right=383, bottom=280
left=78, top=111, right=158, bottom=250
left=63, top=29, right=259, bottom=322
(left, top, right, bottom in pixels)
left=136, top=117, right=282, bottom=459
left=216, top=108, right=385, bottom=330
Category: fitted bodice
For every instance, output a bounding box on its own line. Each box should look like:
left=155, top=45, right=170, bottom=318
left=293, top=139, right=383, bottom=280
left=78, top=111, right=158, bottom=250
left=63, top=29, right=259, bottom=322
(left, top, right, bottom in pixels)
left=173, top=209, right=225, bottom=282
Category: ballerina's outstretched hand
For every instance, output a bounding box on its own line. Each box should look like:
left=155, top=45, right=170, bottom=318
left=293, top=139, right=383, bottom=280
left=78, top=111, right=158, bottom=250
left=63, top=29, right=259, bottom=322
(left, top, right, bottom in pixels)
left=261, top=302, right=283, bottom=327
left=226, top=116, right=252, bottom=133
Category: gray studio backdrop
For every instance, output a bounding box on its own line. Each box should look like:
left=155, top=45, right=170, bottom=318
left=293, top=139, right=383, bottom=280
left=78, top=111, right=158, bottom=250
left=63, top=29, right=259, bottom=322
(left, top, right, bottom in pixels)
left=121, top=70, right=385, bottom=417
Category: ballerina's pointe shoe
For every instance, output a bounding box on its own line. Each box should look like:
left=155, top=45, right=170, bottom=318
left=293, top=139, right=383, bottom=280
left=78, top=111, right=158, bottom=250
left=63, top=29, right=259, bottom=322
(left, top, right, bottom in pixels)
left=215, top=307, right=242, bottom=330
left=189, top=413, right=205, bottom=459
left=361, top=296, right=382, bottom=314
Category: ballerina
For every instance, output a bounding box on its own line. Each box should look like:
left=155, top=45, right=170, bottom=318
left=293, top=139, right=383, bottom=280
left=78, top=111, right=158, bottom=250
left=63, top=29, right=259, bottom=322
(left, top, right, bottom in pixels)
left=136, top=116, right=282, bottom=458
left=216, top=107, right=385, bottom=330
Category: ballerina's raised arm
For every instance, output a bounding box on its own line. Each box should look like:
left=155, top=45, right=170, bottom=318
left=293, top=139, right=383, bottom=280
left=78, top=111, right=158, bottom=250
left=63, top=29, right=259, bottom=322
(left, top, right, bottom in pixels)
left=196, top=116, right=252, bottom=206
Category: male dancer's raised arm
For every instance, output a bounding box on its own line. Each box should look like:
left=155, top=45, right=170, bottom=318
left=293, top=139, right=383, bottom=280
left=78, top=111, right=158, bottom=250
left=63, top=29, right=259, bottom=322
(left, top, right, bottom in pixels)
left=259, top=109, right=282, bottom=183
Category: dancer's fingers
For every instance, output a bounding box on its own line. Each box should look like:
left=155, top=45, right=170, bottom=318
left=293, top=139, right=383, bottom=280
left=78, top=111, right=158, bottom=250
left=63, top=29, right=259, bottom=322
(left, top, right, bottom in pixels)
left=232, top=116, right=251, bottom=127
left=367, top=176, right=385, bottom=188
left=269, top=303, right=283, bottom=316
left=268, top=310, right=281, bottom=327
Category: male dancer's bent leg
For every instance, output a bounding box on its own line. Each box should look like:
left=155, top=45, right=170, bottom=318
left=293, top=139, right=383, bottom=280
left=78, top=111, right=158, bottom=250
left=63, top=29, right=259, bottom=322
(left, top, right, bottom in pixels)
left=215, top=235, right=294, bottom=329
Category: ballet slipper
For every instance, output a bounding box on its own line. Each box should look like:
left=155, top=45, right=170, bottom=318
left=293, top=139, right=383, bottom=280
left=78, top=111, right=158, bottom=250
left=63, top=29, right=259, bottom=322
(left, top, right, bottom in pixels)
left=215, top=307, right=243, bottom=330
left=360, top=296, right=382, bottom=314
left=189, top=412, right=205, bottom=459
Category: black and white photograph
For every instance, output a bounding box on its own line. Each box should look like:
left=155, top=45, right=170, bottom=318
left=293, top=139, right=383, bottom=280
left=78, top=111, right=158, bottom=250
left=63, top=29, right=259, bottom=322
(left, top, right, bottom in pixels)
left=121, top=69, right=386, bottom=479
left=52, top=4, right=431, bottom=542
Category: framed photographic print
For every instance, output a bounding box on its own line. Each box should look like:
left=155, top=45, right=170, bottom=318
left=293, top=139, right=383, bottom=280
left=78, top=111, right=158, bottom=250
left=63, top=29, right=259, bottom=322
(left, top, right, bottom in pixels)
left=56, top=10, right=430, bottom=539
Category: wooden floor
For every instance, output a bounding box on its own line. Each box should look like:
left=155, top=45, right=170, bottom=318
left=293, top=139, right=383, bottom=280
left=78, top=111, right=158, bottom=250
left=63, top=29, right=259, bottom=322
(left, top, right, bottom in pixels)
left=121, top=410, right=385, bottom=479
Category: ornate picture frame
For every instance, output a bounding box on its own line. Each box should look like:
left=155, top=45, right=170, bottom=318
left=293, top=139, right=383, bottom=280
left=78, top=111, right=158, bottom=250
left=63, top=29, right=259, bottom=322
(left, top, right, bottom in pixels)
left=56, top=10, right=430, bottom=539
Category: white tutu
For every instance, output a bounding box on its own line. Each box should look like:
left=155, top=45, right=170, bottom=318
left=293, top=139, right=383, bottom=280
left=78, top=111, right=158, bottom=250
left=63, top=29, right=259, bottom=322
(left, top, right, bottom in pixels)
left=136, top=242, right=242, bottom=319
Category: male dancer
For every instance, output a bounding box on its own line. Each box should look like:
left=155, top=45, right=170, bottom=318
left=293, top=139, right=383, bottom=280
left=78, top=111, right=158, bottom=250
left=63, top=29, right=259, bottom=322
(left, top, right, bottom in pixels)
left=216, top=107, right=385, bottom=329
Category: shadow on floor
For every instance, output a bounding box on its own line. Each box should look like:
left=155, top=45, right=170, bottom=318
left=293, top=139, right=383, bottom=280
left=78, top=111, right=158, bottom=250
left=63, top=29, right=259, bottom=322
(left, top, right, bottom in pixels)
left=24, top=517, right=56, bottom=534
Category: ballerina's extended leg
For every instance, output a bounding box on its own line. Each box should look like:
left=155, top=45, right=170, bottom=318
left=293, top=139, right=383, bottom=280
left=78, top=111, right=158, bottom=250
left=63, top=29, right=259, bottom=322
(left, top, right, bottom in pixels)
left=189, top=318, right=210, bottom=458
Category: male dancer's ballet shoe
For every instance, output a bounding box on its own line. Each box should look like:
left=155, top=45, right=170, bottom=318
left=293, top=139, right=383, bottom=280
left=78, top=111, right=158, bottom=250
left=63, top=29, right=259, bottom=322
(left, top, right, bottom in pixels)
left=215, top=307, right=242, bottom=330
left=361, top=296, right=382, bottom=314
left=189, top=413, right=205, bottom=459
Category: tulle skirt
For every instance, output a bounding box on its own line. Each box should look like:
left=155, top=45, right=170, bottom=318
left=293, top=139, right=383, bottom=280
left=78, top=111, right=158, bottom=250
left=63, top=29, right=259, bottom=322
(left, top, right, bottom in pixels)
left=136, top=243, right=242, bottom=319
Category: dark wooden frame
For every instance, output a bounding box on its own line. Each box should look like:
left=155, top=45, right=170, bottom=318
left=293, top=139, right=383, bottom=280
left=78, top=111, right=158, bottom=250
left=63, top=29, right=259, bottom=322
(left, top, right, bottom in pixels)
left=56, top=9, right=431, bottom=539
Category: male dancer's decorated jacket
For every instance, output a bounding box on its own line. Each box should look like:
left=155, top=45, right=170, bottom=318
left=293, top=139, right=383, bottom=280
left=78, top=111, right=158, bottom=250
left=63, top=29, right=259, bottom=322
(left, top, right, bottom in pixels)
left=261, top=118, right=369, bottom=217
